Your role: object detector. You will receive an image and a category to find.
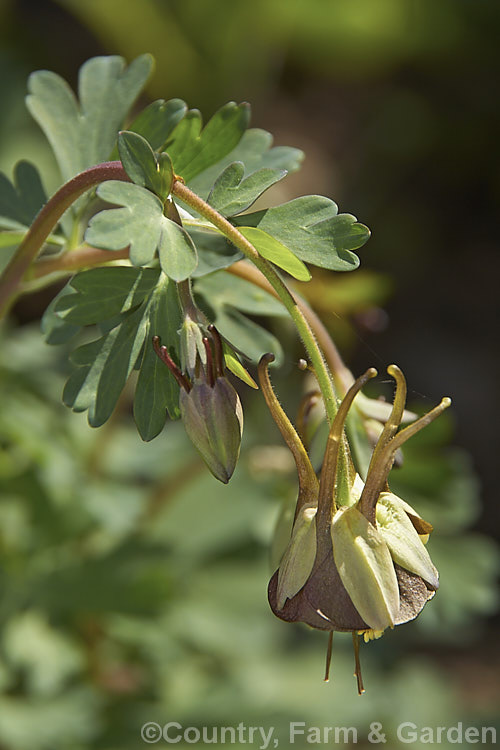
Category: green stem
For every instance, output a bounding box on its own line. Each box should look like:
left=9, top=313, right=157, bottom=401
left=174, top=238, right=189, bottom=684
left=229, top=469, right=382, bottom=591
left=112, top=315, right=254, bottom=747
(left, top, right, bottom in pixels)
left=0, top=162, right=128, bottom=318
left=172, top=180, right=338, bottom=422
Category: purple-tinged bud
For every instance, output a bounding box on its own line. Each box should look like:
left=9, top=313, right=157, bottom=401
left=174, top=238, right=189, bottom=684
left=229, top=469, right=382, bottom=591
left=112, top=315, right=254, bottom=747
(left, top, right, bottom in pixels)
left=180, top=376, right=243, bottom=484
left=154, top=325, right=243, bottom=483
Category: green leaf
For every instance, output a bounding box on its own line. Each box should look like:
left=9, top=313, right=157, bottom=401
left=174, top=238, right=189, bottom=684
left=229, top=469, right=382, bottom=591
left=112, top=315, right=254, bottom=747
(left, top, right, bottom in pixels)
left=26, top=54, right=153, bottom=181
left=158, top=215, right=198, bottom=281
left=238, top=226, right=311, bottom=281
left=207, top=161, right=287, bottom=216
left=85, top=181, right=197, bottom=281
left=59, top=269, right=182, bottom=434
left=165, top=102, right=250, bottom=184
left=187, top=228, right=244, bottom=278
left=40, top=284, right=82, bottom=345
left=118, top=131, right=173, bottom=199
left=134, top=275, right=183, bottom=439
left=234, top=196, right=370, bottom=271
left=114, top=98, right=187, bottom=152
left=195, top=270, right=285, bottom=365
left=63, top=305, right=148, bottom=427
left=222, top=343, right=258, bottom=389
left=0, top=161, right=47, bottom=231
left=194, top=271, right=286, bottom=317
left=209, top=306, right=283, bottom=366
left=189, top=128, right=304, bottom=199
left=55, top=266, right=160, bottom=324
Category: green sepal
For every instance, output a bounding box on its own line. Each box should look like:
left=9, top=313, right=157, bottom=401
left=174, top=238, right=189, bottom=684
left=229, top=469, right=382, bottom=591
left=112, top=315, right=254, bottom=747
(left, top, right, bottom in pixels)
left=276, top=505, right=317, bottom=610
left=376, top=492, right=439, bottom=589
left=331, top=505, right=399, bottom=631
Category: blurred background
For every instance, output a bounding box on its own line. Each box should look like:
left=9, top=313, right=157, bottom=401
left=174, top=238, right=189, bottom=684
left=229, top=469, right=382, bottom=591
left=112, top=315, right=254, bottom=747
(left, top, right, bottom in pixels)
left=0, top=0, right=499, bottom=748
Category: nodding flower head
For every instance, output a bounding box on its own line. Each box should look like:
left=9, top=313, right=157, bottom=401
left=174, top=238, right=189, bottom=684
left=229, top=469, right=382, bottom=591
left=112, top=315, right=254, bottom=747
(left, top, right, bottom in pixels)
left=153, top=324, right=243, bottom=484
left=258, top=355, right=450, bottom=693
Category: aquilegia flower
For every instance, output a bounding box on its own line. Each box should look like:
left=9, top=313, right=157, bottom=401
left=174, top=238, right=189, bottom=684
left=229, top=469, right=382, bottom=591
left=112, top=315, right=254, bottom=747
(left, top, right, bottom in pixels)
left=258, top=354, right=450, bottom=693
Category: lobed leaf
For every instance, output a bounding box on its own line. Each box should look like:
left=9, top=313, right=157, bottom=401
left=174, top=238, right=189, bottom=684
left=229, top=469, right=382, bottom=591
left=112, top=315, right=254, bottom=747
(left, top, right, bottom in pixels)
left=187, top=228, right=244, bottom=278
left=61, top=271, right=182, bottom=431
left=165, top=102, right=250, bottom=184
left=63, top=305, right=148, bottom=427
left=134, top=274, right=183, bottom=439
left=0, top=161, right=48, bottom=231
left=118, top=131, right=173, bottom=200
left=208, top=305, right=283, bottom=367
left=41, top=284, right=82, bottom=345
left=114, top=98, right=187, bottom=152
left=27, top=54, right=154, bottom=182
left=85, top=181, right=197, bottom=281
left=234, top=195, right=370, bottom=272
left=189, top=128, right=304, bottom=200
left=194, top=271, right=286, bottom=318
left=207, top=161, right=287, bottom=217
left=55, top=267, right=160, bottom=325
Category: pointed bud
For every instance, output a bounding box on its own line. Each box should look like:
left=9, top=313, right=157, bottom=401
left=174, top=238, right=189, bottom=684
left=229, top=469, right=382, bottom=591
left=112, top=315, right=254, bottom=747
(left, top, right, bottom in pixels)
left=331, top=506, right=400, bottom=631
left=179, top=314, right=206, bottom=377
left=180, top=376, right=242, bottom=484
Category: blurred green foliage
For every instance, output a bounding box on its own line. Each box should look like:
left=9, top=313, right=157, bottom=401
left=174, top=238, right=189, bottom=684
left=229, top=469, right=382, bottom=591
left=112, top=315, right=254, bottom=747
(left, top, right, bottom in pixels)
left=0, top=326, right=498, bottom=749
left=0, top=0, right=499, bottom=747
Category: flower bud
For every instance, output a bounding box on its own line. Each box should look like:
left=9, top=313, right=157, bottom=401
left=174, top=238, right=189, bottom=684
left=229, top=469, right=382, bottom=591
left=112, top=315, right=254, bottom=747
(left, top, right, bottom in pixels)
left=180, top=376, right=242, bottom=484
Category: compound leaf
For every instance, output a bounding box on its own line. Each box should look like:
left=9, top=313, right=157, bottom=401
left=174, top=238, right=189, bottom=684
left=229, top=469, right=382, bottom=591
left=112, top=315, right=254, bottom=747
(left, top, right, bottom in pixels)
left=85, top=181, right=197, bottom=281
left=59, top=268, right=182, bottom=434
left=207, top=161, right=287, bottom=217
left=64, top=304, right=148, bottom=427
left=27, top=54, right=153, bottom=182
left=234, top=195, right=370, bottom=272
left=165, top=102, right=250, bottom=184
left=55, top=267, right=160, bottom=325
left=195, top=273, right=284, bottom=366
left=134, top=275, right=183, bottom=439
left=187, top=228, right=243, bottom=278
left=114, top=98, right=187, bottom=153
left=213, top=306, right=283, bottom=366
left=194, top=271, right=286, bottom=318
